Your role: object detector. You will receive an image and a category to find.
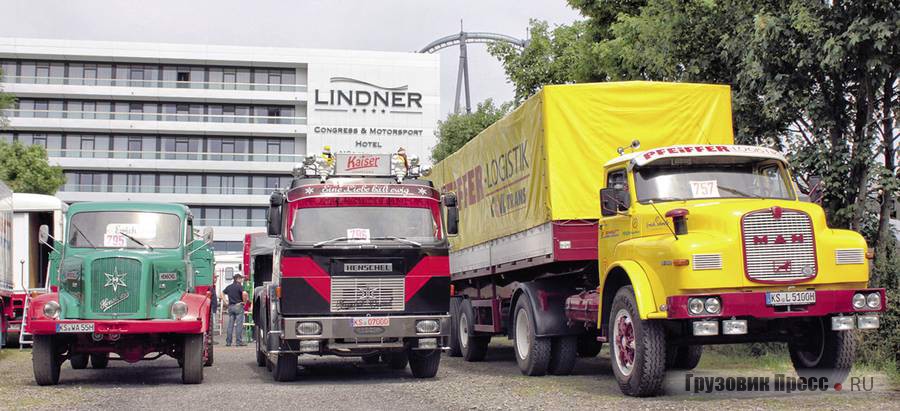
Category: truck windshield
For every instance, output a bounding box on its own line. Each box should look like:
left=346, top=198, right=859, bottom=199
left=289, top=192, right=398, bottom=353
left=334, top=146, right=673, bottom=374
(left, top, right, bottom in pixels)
left=634, top=159, right=794, bottom=203
left=291, top=206, right=439, bottom=244
left=68, top=211, right=182, bottom=249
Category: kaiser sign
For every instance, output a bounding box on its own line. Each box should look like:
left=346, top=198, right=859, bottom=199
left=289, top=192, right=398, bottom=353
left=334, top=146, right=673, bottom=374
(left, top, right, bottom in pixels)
left=335, top=153, right=391, bottom=176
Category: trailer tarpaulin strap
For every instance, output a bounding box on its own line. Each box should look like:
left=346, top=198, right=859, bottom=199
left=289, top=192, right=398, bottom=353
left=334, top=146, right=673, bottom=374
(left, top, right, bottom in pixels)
left=428, top=81, right=735, bottom=252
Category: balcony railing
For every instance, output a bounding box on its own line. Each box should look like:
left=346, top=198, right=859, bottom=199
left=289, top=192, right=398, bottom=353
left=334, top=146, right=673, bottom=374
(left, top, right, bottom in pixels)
left=194, top=218, right=266, bottom=227
left=48, top=148, right=303, bottom=163
left=61, top=184, right=280, bottom=196
left=2, top=75, right=306, bottom=92
left=4, top=109, right=306, bottom=125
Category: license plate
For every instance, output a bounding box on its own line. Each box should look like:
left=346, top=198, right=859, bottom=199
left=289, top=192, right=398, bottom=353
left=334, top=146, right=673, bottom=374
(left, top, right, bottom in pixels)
left=352, top=317, right=390, bottom=327
left=766, top=291, right=816, bottom=306
left=56, top=323, right=95, bottom=333
left=8, top=323, right=20, bottom=331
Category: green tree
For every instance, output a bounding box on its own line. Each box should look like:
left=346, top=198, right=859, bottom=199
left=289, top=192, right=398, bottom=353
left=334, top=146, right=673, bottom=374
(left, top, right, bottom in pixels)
left=0, top=141, right=66, bottom=195
left=431, top=99, right=514, bottom=163
left=0, top=67, right=15, bottom=127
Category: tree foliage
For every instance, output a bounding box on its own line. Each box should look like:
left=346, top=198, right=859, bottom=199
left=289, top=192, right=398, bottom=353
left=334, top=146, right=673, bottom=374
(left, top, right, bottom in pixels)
left=0, top=68, right=15, bottom=127
left=431, top=99, right=514, bottom=163
left=0, top=141, right=66, bottom=195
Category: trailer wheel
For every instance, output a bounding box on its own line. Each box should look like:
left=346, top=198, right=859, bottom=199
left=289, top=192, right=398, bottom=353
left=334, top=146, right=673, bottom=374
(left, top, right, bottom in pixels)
left=666, top=345, right=702, bottom=370
left=385, top=351, right=409, bottom=370
left=448, top=297, right=462, bottom=357
left=408, top=349, right=441, bottom=378
left=181, top=334, right=204, bottom=384
left=458, top=299, right=489, bottom=361
left=513, top=297, right=551, bottom=376
left=788, top=318, right=855, bottom=387
left=70, top=353, right=89, bottom=369
left=577, top=334, right=603, bottom=358
left=254, top=326, right=266, bottom=367
left=32, top=335, right=61, bottom=386
left=90, top=353, right=109, bottom=369
left=548, top=336, right=578, bottom=375
left=608, top=286, right=666, bottom=397
left=272, top=354, right=297, bottom=382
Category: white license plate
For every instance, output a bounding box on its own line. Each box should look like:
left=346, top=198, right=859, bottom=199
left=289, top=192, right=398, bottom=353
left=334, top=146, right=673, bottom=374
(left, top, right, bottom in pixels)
left=8, top=323, right=20, bottom=331
left=352, top=317, right=390, bottom=327
left=56, top=323, right=95, bottom=333
left=766, top=291, right=816, bottom=306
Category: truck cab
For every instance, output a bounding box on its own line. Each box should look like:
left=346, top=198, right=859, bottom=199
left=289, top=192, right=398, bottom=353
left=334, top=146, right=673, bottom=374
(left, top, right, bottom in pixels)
left=26, top=202, right=215, bottom=385
left=597, top=144, right=883, bottom=395
left=255, top=151, right=454, bottom=381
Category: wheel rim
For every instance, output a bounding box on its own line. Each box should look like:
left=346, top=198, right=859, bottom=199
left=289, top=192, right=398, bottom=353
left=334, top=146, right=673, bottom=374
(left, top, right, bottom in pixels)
left=459, top=312, right=469, bottom=349
left=613, top=309, right=635, bottom=376
left=515, top=307, right=530, bottom=360
left=795, top=319, right=826, bottom=367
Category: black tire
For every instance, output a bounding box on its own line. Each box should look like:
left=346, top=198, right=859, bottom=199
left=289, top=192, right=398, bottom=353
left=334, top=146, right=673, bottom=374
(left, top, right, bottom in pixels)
left=608, top=286, right=666, bottom=397
left=272, top=354, right=297, bottom=382
left=70, top=353, right=89, bottom=369
left=182, top=334, right=204, bottom=384
left=408, top=349, right=441, bottom=378
left=448, top=297, right=462, bottom=357
left=788, top=318, right=855, bottom=388
left=458, top=299, right=489, bottom=362
left=512, top=297, right=551, bottom=376
left=385, top=351, right=409, bottom=370
left=255, top=327, right=266, bottom=367
left=549, top=336, right=578, bottom=375
left=90, top=353, right=109, bottom=369
left=32, top=335, right=61, bottom=386
left=203, top=328, right=214, bottom=367
left=1, top=315, right=6, bottom=349
left=577, top=334, right=603, bottom=358
left=361, top=354, right=381, bottom=365
left=666, top=345, right=702, bottom=370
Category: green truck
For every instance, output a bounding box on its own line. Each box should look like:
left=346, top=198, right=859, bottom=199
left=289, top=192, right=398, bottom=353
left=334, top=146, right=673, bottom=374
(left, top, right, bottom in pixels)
left=25, top=202, right=215, bottom=385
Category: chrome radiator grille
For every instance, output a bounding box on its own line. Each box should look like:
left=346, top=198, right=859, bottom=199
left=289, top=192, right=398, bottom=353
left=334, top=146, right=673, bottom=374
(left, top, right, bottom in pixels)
left=742, top=208, right=816, bottom=282
left=330, top=277, right=405, bottom=313
left=91, top=257, right=141, bottom=314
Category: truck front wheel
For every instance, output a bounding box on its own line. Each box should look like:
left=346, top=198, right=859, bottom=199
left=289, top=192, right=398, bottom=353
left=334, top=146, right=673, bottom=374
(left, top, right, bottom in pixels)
left=608, top=286, right=666, bottom=397
left=408, top=349, right=441, bottom=378
left=181, top=334, right=204, bottom=384
left=788, top=318, right=855, bottom=387
left=513, top=297, right=551, bottom=376
left=666, top=345, right=702, bottom=370
left=272, top=354, right=297, bottom=382
left=458, top=299, right=489, bottom=361
left=32, top=335, right=61, bottom=386
left=448, top=297, right=462, bottom=357
left=70, top=353, right=89, bottom=369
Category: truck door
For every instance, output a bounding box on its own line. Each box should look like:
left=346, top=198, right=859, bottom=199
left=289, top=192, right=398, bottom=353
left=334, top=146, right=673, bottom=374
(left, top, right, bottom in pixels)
left=599, top=168, right=633, bottom=272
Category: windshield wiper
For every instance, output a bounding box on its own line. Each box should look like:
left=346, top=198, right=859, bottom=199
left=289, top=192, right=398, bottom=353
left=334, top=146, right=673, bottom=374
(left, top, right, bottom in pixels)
left=641, top=197, right=684, bottom=203
left=312, top=237, right=351, bottom=248
left=117, top=231, right=153, bottom=250
left=71, top=223, right=96, bottom=248
left=717, top=185, right=761, bottom=198
left=371, top=236, right=421, bottom=247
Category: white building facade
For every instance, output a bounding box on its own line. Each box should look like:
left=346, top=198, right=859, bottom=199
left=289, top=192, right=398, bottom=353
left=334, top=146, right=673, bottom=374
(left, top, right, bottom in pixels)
left=0, top=38, right=440, bottom=255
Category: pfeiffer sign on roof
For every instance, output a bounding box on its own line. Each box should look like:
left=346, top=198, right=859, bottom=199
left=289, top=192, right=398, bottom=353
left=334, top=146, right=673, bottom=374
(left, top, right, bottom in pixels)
left=632, top=145, right=787, bottom=167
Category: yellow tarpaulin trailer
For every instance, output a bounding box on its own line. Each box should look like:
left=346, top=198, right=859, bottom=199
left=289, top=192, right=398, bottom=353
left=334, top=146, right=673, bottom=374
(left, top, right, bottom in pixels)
left=430, top=81, right=735, bottom=255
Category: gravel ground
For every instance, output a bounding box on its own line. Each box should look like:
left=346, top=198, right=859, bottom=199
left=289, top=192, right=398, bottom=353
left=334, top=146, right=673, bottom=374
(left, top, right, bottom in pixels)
left=1, top=338, right=898, bottom=410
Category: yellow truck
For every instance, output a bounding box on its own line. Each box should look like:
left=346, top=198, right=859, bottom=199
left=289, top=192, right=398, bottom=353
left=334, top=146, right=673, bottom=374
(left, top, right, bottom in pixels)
left=430, top=82, right=885, bottom=396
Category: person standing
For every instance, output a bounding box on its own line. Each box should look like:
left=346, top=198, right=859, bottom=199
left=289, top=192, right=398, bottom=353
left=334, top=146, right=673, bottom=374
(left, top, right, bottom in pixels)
left=222, top=273, right=248, bottom=346
left=209, top=283, right=219, bottom=345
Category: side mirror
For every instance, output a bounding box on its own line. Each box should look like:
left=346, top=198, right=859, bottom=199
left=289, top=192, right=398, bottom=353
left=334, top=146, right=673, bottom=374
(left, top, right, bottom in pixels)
left=39, top=224, right=51, bottom=244
left=443, top=194, right=459, bottom=236
left=267, top=191, right=284, bottom=237
left=600, top=188, right=629, bottom=217
left=807, top=175, right=823, bottom=204
left=202, top=227, right=214, bottom=243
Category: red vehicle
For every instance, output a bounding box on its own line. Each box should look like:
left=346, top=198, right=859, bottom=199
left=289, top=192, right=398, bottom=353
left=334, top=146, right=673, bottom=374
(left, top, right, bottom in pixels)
left=253, top=152, right=456, bottom=381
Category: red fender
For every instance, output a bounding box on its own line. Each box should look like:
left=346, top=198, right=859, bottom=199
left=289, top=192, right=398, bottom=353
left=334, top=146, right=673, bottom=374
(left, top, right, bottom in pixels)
left=179, top=292, right=211, bottom=332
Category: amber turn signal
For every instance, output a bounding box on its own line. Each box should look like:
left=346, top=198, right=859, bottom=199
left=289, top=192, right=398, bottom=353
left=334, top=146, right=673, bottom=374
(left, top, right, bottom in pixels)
left=673, top=259, right=690, bottom=267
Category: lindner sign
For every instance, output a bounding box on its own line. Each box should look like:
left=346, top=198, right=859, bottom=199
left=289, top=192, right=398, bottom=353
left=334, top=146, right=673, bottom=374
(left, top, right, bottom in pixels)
left=314, top=77, right=423, bottom=113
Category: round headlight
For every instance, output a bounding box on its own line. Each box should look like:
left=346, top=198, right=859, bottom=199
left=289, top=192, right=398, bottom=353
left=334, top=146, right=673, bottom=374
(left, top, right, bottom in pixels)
left=866, top=293, right=881, bottom=309
left=416, top=319, right=440, bottom=334
left=852, top=293, right=866, bottom=309
left=705, top=297, right=721, bottom=314
left=42, top=300, right=60, bottom=319
left=171, top=301, right=188, bottom=320
left=688, top=298, right=705, bottom=315
left=296, top=321, right=322, bottom=335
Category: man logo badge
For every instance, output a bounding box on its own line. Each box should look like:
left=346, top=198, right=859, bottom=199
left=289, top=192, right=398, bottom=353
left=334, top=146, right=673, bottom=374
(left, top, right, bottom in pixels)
left=344, top=263, right=392, bottom=272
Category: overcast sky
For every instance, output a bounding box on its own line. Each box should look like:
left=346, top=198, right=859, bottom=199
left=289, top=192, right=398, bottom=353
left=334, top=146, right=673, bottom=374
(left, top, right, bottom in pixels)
left=2, top=0, right=582, bottom=116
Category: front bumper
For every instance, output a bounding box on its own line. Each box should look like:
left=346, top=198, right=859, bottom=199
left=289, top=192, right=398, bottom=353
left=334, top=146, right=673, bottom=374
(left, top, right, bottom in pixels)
left=666, top=288, right=885, bottom=319
left=282, top=314, right=450, bottom=341
left=26, top=319, right=204, bottom=335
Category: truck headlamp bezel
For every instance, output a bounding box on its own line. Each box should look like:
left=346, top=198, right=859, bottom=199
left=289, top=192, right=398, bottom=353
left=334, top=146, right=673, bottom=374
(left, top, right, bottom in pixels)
left=170, top=301, right=188, bottom=320
left=688, top=298, right=705, bottom=315
left=852, top=293, right=866, bottom=310
left=43, top=300, right=60, bottom=319
left=866, top=292, right=881, bottom=310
